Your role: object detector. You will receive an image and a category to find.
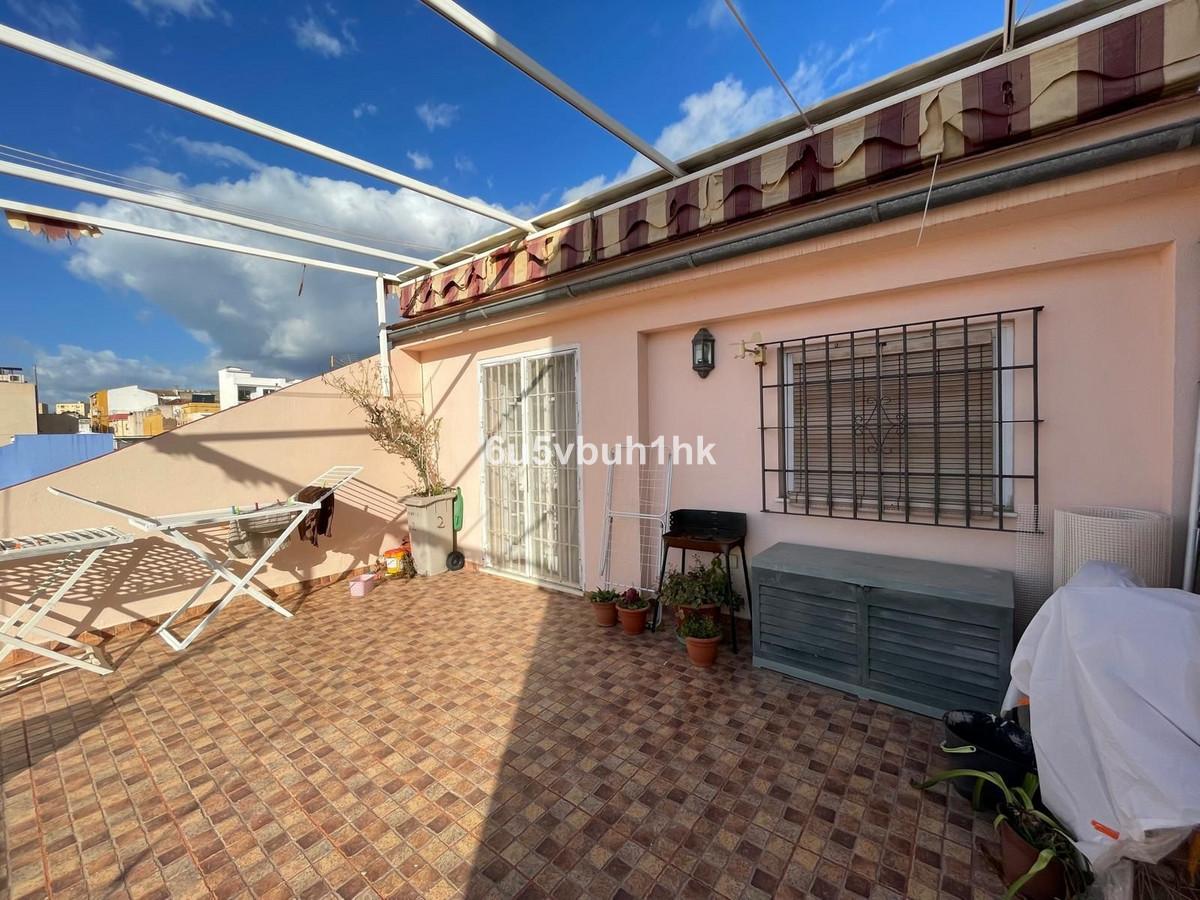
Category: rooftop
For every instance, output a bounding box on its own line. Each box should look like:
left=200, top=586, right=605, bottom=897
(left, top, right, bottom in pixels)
left=1, top=571, right=1003, bottom=900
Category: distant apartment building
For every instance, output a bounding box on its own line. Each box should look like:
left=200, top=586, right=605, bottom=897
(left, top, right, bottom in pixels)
left=55, top=401, right=87, bottom=417
left=218, top=367, right=298, bottom=410
left=90, top=385, right=218, bottom=439
left=0, top=366, right=37, bottom=444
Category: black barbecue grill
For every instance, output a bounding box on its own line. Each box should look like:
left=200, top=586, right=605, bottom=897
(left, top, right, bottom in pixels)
left=656, top=509, right=752, bottom=652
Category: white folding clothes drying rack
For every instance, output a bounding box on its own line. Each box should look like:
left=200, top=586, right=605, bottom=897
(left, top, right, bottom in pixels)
left=1, top=526, right=132, bottom=687
left=49, top=465, right=362, bottom=652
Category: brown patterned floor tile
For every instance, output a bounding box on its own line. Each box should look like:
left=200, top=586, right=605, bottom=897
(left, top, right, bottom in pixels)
left=1, top=571, right=1010, bottom=898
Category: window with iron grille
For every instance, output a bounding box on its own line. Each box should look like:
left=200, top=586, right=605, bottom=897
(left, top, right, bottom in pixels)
left=758, top=307, right=1040, bottom=529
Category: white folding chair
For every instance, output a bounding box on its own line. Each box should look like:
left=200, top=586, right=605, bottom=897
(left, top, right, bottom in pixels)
left=49, top=465, right=362, bottom=651
left=1, top=526, right=132, bottom=689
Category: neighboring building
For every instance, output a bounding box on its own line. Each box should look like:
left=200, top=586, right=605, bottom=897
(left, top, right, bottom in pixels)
left=0, top=366, right=37, bottom=445
left=55, top=401, right=87, bottom=417
left=178, top=400, right=220, bottom=424
left=218, top=367, right=298, bottom=410
left=0, top=433, right=115, bottom=489
left=90, top=385, right=158, bottom=432
left=90, top=385, right=217, bottom=437
left=107, top=409, right=164, bottom=439
left=36, top=412, right=80, bottom=435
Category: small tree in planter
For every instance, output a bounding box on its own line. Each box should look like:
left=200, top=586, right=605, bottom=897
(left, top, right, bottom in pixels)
left=914, top=770, right=1092, bottom=899
left=616, top=587, right=650, bottom=635
left=325, top=362, right=453, bottom=574
left=679, top=615, right=721, bottom=667
left=588, top=588, right=619, bottom=627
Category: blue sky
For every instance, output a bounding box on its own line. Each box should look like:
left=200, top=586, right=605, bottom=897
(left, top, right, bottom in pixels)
left=0, top=0, right=1055, bottom=404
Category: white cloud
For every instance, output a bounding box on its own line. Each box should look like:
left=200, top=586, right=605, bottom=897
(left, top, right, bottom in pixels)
left=47, top=161, right=503, bottom=380
left=5, top=0, right=117, bottom=60
left=790, top=30, right=885, bottom=106
left=352, top=102, right=378, bottom=119
left=416, top=101, right=460, bottom=131
left=453, top=154, right=476, bottom=175
left=290, top=8, right=357, bottom=58
left=128, top=0, right=228, bottom=24
left=32, top=344, right=212, bottom=404
left=406, top=150, right=433, bottom=171
left=562, top=76, right=786, bottom=202
left=688, top=0, right=731, bottom=30
left=561, top=31, right=885, bottom=203
left=173, top=137, right=263, bottom=171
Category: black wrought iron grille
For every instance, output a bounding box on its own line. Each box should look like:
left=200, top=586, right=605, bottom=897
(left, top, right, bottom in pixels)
left=758, top=307, right=1041, bottom=529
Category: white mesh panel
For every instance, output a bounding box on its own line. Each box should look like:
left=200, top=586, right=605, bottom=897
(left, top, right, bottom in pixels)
left=1052, top=506, right=1172, bottom=589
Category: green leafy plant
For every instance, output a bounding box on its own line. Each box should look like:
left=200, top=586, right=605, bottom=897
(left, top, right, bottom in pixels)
left=588, top=588, right=619, bottom=604
left=914, top=769, right=1093, bottom=899
left=658, top=557, right=743, bottom=610
left=678, top=616, right=720, bottom=639
left=617, top=588, right=649, bottom=610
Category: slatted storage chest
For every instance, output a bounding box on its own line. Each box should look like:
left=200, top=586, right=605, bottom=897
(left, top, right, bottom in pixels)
left=751, top=543, right=1014, bottom=717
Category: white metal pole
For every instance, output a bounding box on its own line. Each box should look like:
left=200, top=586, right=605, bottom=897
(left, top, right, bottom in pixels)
left=0, top=159, right=438, bottom=270
left=0, top=24, right=536, bottom=233
left=1003, top=0, right=1018, bottom=52
left=2, top=198, right=386, bottom=278
left=1183, top=384, right=1200, bottom=591
left=419, top=0, right=686, bottom=178
left=376, top=275, right=393, bottom=398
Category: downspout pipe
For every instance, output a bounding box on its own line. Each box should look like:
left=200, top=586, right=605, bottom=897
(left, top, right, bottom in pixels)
left=390, top=117, right=1200, bottom=344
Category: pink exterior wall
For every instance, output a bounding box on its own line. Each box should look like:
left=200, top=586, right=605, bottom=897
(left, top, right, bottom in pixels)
left=0, top=358, right=418, bottom=638
left=403, top=142, right=1200, bottom=600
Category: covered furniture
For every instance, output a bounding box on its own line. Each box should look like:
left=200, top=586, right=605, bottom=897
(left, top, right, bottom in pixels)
left=751, top=543, right=1013, bottom=717
left=1005, top=566, right=1200, bottom=875
left=1, top=526, right=132, bottom=687
left=50, top=466, right=362, bottom=651
left=656, top=509, right=752, bottom=651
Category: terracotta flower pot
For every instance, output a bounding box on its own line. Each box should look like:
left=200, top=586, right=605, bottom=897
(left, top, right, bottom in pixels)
left=616, top=605, right=648, bottom=635
left=685, top=636, right=720, bottom=668
left=592, top=601, right=617, bottom=627
left=998, top=821, right=1066, bottom=900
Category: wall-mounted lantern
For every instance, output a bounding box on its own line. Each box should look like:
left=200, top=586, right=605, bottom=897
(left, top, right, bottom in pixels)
left=692, top=327, right=715, bottom=378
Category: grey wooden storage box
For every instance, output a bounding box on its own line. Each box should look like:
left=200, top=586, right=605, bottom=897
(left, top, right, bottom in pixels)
left=751, top=543, right=1014, bottom=718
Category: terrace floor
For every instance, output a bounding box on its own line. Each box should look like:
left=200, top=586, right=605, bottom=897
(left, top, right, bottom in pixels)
left=1, top=571, right=1006, bottom=900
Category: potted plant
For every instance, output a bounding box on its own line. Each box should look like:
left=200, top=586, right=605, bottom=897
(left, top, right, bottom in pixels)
left=616, top=587, right=649, bottom=635
left=588, top=588, right=619, bottom=627
left=914, top=770, right=1092, bottom=899
left=680, top=615, right=721, bottom=667
left=660, top=557, right=743, bottom=633
left=659, top=566, right=720, bottom=630
left=326, top=362, right=454, bottom=575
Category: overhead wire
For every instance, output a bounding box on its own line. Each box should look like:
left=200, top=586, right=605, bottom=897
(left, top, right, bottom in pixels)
left=722, top=0, right=814, bottom=132
left=0, top=142, right=458, bottom=256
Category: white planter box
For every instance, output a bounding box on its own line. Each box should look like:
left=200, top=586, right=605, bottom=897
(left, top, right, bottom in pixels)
left=403, top=491, right=456, bottom=576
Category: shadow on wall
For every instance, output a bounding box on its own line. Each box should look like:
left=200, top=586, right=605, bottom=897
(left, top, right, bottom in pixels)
left=0, top=360, right=417, bottom=637
left=0, top=477, right=407, bottom=635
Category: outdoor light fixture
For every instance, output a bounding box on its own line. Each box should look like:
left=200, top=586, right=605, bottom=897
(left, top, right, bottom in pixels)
left=692, top=327, right=715, bottom=378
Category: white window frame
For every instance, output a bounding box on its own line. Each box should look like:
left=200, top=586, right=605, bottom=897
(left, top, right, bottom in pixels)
left=477, top=345, right=585, bottom=592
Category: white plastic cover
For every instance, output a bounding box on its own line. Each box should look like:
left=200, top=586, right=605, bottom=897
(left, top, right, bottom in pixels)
left=1005, top=575, right=1200, bottom=872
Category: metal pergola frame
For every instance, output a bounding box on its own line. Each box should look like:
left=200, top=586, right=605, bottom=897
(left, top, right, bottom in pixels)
left=0, top=23, right=535, bottom=233
left=0, top=159, right=438, bottom=271
left=418, top=0, right=686, bottom=178
left=2, top=198, right=390, bottom=279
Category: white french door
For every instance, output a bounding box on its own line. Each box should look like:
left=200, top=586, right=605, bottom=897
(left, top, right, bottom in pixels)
left=480, top=349, right=582, bottom=588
